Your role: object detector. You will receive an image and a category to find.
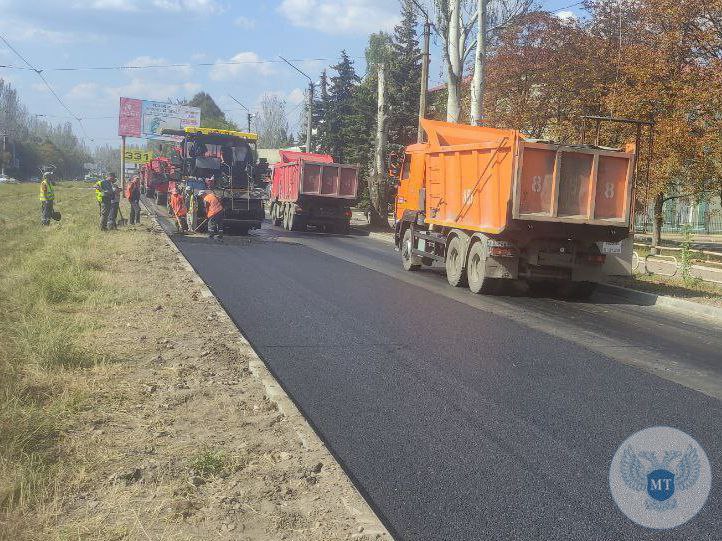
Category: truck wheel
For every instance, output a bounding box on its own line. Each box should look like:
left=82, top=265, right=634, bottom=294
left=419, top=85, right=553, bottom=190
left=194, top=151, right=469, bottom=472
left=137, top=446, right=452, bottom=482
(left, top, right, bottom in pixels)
left=282, top=206, right=290, bottom=230
left=446, top=236, right=467, bottom=287
left=338, top=220, right=350, bottom=235
left=289, top=212, right=304, bottom=231
left=466, top=241, right=496, bottom=294
left=401, top=228, right=421, bottom=271
left=272, top=204, right=282, bottom=226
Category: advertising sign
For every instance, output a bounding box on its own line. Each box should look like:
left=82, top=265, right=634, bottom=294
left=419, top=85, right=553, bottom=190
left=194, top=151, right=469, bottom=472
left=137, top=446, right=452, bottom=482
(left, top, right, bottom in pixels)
left=118, top=97, right=200, bottom=139
left=123, top=149, right=153, bottom=164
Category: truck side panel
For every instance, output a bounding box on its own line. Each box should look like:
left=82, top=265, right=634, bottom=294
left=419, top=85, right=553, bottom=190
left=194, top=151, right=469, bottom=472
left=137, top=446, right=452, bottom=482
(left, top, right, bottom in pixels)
left=425, top=139, right=516, bottom=234
left=514, top=142, right=633, bottom=225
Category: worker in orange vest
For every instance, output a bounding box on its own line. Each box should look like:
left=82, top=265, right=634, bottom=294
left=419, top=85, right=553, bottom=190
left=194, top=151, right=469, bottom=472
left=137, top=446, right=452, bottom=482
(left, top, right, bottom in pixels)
left=199, top=190, right=224, bottom=240
left=169, top=188, right=188, bottom=232
left=126, top=175, right=141, bottom=225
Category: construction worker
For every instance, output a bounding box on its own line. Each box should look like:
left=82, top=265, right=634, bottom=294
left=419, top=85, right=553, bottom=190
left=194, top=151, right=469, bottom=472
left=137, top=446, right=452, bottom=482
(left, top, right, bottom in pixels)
left=126, top=174, right=141, bottom=225
left=97, top=173, right=115, bottom=230
left=107, top=177, right=122, bottom=230
left=39, top=171, right=55, bottom=226
left=169, top=188, right=188, bottom=232
left=199, top=190, right=224, bottom=240
left=93, top=177, right=104, bottom=213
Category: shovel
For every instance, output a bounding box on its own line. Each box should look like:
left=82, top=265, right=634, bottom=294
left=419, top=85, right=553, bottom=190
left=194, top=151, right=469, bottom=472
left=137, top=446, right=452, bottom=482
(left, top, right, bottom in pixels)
left=117, top=206, right=128, bottom=227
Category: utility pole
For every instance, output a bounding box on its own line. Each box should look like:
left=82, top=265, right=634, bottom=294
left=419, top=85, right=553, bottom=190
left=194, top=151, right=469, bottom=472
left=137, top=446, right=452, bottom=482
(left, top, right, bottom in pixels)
left=120, top=135, right=126, bottom=193
left=411, top=0, right=432, bottom=142
left=419, top=18, right=431, bottom=142
left=228, top=95, right=254, bottom=133
left=306, top=82, right=314, bottom=153
left=1, top=132, right=7, bottom=177
left=279, top=56, right=315, bottom=152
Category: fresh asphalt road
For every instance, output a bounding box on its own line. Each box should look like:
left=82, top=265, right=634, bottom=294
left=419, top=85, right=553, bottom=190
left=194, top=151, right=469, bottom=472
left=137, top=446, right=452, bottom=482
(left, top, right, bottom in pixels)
left=170, top=222, right=722, bottom=541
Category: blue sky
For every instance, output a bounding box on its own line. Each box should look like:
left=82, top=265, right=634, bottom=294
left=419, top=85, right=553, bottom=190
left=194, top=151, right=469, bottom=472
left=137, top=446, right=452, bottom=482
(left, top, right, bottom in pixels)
left=0, top=0, right=583, bottom=147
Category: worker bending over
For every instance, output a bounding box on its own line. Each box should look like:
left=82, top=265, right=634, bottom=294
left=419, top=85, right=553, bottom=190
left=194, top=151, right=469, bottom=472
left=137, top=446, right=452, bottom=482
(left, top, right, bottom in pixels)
left=169, top=188, right=188, bottom=232
left=200, top=190, right=224, bottom=240
left=126, top=175, right=141, bottom=225
left=39, top=171, right=55, bottom=226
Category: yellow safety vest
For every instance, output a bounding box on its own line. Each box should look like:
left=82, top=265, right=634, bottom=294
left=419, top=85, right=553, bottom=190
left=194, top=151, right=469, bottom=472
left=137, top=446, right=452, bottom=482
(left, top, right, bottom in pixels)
left=39, top=180, right=54, bottom=202
left=94, top=180, right=104, bottom=202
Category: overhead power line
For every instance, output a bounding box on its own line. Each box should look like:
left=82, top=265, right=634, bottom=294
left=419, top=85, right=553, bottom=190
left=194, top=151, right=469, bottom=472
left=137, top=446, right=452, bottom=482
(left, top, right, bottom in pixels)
left=0, top=57, right=348, bottom=73
left=0, top=32, right=92, bottom=141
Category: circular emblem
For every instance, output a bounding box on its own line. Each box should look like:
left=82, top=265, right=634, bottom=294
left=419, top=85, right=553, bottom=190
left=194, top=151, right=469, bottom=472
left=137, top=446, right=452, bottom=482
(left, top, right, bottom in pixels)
left=609, top=426, right=712, bottom=529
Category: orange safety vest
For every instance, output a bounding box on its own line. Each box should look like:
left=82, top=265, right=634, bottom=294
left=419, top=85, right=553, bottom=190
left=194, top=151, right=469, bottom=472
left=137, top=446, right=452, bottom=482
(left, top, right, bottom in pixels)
left=203, top=193, right=223, bottom=218
left=170, top=193, right=187, bottom=217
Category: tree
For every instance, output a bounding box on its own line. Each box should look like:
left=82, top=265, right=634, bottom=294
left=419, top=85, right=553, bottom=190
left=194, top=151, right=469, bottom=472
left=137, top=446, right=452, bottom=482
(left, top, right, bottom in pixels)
left=389, top=1, right=422, bottom=149
left=185, top=92, right=239, bottom=131
left=314, top=70, right=333, bottom=153
left=328, top=51, right=361, bottom=162
left=584, top=0, right=722, bottom=250
left=256, top=94, right=292, bottom=148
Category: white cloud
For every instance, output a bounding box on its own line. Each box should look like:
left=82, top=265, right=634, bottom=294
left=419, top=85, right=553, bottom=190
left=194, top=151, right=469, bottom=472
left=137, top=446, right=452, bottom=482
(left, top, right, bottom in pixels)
left=78, top=0, right=224, bottom=13
left=209, top=51, right=274, bottom=81
left=67, top=82, right=100, bottom=100
left=287, top=87, right=305, bottom=106
left=125, top=55, right=192, bottom=75
left=277, top=0, right=399, bottom=35
left=556, top=10, right=576, bottom=21
left=0, top=18, right=101, bottom=44
left=81, top=0, right=139, bottom=11
left=105, top=78, right=200, bottom=101
left=234, top=16, right=256, bottom=29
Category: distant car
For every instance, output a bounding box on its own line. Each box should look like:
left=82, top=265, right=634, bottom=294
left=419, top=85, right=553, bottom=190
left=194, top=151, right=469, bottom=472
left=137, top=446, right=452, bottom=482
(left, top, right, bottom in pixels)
left=0, top=174, right=19, bottom=184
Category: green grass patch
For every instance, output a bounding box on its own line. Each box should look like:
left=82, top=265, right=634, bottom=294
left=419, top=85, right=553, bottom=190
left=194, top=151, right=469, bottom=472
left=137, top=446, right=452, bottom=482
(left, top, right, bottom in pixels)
left=189, top=448, right=226, bottom=478
left=0, top=182, right=135, bottom=530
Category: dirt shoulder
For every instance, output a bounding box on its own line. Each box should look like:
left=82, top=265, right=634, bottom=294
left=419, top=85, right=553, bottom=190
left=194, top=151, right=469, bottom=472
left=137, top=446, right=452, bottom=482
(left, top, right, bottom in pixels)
left=1, top=183, right=389, bottom=540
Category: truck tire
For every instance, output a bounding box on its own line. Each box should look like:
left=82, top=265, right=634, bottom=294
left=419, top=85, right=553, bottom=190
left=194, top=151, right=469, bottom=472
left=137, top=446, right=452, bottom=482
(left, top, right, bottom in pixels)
left=445, top=236, right=467, bottom=287
left=282, top=205, right=291, bottom=230
left=466, top=241, right=497, bottom=294
left=338, top=220, right=350, bottom=235
left=289, top=212, right=304, bottom=231
left=272, top=204, right=282, bottom=226
left=401, top=228, right=421, bottom=271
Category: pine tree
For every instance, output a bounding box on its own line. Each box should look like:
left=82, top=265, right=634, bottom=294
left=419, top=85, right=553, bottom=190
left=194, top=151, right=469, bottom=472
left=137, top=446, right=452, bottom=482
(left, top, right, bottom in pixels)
left=314, top=70, right=332, bottom=153
left=328, top=51, right=361, bottom=163
left=389, top=0, right=421, bottom=150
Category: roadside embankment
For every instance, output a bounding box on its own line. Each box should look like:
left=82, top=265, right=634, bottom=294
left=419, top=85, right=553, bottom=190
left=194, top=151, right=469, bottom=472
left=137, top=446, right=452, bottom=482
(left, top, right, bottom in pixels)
left=0, top=182, right=389, bottom=540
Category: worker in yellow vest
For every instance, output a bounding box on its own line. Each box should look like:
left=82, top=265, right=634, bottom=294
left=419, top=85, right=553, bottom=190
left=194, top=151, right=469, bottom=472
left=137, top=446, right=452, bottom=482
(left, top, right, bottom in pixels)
left=39, top=171, right=55, bottom=226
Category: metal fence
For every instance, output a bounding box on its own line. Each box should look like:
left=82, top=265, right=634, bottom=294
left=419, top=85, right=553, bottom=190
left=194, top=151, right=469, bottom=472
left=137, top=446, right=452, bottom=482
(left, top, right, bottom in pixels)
left=635, top=204, right=722, bottom=234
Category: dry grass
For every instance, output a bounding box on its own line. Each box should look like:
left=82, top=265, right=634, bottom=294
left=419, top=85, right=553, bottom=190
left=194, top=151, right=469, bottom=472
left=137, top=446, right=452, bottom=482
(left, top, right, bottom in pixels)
left=0, top=182, right=145, bottom=538
left=0, top=182, right=389, bottom=541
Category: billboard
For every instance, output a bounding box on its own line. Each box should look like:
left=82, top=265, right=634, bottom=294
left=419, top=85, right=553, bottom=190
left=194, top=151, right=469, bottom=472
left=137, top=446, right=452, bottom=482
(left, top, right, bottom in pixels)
left=118, top=97, right=200, bottom=139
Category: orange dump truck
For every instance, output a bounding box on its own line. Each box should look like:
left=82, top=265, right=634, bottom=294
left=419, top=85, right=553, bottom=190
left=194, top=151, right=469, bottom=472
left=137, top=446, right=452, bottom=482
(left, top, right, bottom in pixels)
left=394, top=119, right=636, bottom=298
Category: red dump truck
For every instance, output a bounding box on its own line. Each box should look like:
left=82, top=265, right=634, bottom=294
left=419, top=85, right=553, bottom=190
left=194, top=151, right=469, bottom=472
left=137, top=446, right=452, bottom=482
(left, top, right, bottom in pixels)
left=394, top=119, right=636, bottom=298
left=269, top=151, right=359, bottom=233
left=140, top=157, right=174, bottom=206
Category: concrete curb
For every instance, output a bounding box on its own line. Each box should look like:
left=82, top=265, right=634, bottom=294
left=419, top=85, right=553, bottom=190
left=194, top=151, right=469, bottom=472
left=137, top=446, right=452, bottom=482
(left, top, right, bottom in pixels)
left=598, top=283, right=722, bottom=321
left=141, top=199, right=393, bottom=538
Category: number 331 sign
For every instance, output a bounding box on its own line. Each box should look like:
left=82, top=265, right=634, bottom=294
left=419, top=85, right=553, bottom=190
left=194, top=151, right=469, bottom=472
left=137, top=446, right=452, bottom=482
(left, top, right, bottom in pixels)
left=123, top=150, right=153, bottom=163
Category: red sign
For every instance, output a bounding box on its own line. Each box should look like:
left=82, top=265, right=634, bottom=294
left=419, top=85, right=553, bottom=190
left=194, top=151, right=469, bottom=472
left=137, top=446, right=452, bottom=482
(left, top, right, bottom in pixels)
left=118, top=97, right=142, bottom=137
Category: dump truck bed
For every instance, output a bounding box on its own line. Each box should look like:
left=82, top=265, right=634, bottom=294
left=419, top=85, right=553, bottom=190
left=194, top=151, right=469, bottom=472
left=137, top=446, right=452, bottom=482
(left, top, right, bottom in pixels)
left=421, top=119, right=634, bottom=235
left=271, top=151, right=359, bottom=203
